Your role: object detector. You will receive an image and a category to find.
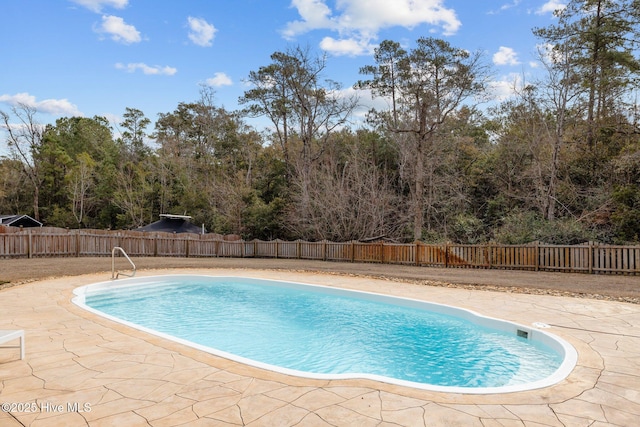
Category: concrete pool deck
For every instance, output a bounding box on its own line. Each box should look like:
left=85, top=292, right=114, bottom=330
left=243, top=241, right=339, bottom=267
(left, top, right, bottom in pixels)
left=1, top=268, right=639, bottom=426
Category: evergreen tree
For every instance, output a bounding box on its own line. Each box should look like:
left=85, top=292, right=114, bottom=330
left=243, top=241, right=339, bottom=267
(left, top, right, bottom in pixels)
left=534, top=0, right=640, bottom=150
left=357, top=37, right=489, bottom=241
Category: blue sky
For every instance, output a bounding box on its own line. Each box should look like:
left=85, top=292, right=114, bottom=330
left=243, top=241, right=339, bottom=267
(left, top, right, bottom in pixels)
left=1, top=0, right=566, bottom=141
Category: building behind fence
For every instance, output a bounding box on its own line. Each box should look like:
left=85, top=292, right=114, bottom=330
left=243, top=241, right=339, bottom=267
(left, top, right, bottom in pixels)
left=1, top=226, right=639, bottom=275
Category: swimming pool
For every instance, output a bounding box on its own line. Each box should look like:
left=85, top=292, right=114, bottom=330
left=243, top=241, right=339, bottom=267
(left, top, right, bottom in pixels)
left=73, top=275, right=577, bottom=393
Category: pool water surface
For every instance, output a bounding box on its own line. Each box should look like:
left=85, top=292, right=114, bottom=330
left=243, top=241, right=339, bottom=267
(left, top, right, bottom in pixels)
left=73, top=275, right=577, bottom=393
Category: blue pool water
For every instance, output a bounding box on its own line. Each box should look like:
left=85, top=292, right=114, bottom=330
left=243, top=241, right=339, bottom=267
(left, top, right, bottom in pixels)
left=74, top=275, right=575, bottom=392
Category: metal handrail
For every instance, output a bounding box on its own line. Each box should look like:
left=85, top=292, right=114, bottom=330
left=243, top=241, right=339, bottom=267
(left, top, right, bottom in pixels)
left=111, top=246, right=136, bottom=279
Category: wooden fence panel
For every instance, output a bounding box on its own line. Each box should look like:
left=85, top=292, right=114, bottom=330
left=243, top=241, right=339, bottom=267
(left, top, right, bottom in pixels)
left=241, top=241, right=253, bottom=257
left=0, top=225, right=21, bottom=234
left=416, top=244, right=447, bottom=267
left=187, top=238, right=217, bottom=257
left=448, top=245, right=485, bottom=268
left=275, top=240, right=299, bottom=259
left=252, top=240, right=276, bottom=257
left=1, top=226, right=639, bottom=275
left=118, top=234, right=155, bottom=257
left=353, top=242, right=382, bottom=263
left=325, top=242, right=352, bottom=261
left=31, top=233, right=76, bottom=257
left=569, top=245, right=590, bottom=273
left=383, top=244, right=415, bottom=264
left=78, top=231, right=120, bottom=256
left=592, top=245, right=640, bottom=274
left=216, top=241, right=244, bottom=257
left=489, top=245, right=536, bottom=270
left=299, top=241, right=325, bottom=260
left=155, top=235, right=189, bottom=257
left=0, top=233, right=28, bottom=258
left=538, top=244, right=590, bottom=273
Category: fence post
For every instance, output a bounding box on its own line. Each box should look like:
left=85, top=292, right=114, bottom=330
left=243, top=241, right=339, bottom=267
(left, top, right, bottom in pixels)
left=323, top=240, right=327, bottom=261
left=485, top=243, right=491, bottom=269
left=380, top=240, right=385, bottom=264
left=445, top=243, right=449, bottom=268
left=588, top=241, right=593, bottom=274
left=535, top=241, right=540, bottom=271
left=297, top=239, right=301, bottom=259
left=351, top=241, right=355, bottom=262
left=76, top=230, right=80, bottom=257
left=415, top=241, right=420, bottom=266
left=28, top=228, right=32, bottom=259
left=153, top=233, right=158, bottom=257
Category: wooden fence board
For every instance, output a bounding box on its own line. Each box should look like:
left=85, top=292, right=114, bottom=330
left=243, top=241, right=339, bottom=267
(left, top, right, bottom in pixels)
left=0, top=233, right=28, bottom=258
left=299, top=241, right=325, bottom=260
left=276, top=240, right=299, bottom=259
left=325, top=242, right=351, bottom=261
left=416, top=244, right=446, bottom=267
left=216, top=241, right=244, bottom=257
left=353, top=242, right=382, bottom=263
left=0, top=226, right=638, bottom=275
left=383, top=243, right=414, bottom=264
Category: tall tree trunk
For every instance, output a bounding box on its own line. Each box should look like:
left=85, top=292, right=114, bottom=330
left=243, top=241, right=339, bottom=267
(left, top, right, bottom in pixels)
left=546, top=140, right=560, bottom=221
left=413, top=138, right=425, bottom=241
left=586, top=0, right=603, bottom=152
left=33, top=186, right=40, bottom=221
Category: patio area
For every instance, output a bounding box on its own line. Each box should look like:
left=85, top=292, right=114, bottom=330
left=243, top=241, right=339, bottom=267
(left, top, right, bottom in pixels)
left=1, top=268, right=639, bottom=426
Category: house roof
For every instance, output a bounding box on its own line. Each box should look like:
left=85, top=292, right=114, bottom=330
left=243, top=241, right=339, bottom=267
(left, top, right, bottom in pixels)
left=0, top=214, right=43, bottom=227
left=135, top=215, right=205, bottom=234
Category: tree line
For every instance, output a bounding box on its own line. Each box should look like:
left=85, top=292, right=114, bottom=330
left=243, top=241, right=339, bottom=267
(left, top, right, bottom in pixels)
left=2, top=0, right=639, bottom=244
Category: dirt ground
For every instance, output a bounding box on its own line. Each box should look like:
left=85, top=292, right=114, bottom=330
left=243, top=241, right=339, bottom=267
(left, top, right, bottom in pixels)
left=1, top=256, right=638, bottom=304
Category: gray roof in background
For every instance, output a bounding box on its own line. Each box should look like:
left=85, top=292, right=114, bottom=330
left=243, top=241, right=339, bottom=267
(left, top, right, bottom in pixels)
left=0, top=214, right=43, bottom=227
left=135, top=216, right=205, bottom=234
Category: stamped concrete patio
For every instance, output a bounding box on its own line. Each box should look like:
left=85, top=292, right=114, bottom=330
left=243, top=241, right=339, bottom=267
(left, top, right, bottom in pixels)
left=1, top=268, right=639, bottom=426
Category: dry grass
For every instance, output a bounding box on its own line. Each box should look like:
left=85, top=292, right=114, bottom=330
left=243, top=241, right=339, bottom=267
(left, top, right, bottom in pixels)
left=1, top=256, right=639, bottom=303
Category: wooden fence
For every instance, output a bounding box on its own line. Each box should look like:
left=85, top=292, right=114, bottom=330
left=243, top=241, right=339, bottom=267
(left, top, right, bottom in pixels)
left=1, top=226, right=639, bottom=275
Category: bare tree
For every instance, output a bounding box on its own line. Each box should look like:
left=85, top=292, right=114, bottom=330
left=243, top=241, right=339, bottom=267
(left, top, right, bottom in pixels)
left=288, top=139, right=405, bottom=241
left=112, top=163, right=152, bottom=228
left=535, top=42, right=583, bottom=220
left=67, top=152, right=96, bottom=227
left=1, top=104, right=44, bottom=219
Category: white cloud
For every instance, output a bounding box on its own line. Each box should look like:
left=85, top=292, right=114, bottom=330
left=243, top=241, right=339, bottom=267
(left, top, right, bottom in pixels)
left=102, top=112, right=122, bottom=127
left=70, top=0, right=128, bottom=13
left=283, top=0, right=461, bottom=56
left=96, top=15, right=141, bottom=44
left=319, top=36, right=374, bottom=56
left=499, top=0, right=521, bottom=12
left=187, top=17, right=217, bottom=47
left=488, top=73, right=525, bottom=101
left=536, top=0, right=566, bottom=15
left=206, top=72, right=232, bottom=87
left=535, top=42, right=565, bottom=65
left=0, top=92, right=83, bottom=116
left=282, top=0, right=335, bottom=37
left=348, top=86, right=390, bottom=122
left=115, top=62, right=177, bottom=75
left=493, top=46, right=520, bottom=66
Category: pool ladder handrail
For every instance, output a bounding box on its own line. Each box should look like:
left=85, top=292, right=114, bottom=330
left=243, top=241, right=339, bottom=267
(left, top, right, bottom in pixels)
left=111, top=247, right=136, bottom=279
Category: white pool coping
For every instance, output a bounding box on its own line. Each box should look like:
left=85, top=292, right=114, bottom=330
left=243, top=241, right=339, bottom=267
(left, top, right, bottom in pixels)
left=72, top=274, right=578, bottom=395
